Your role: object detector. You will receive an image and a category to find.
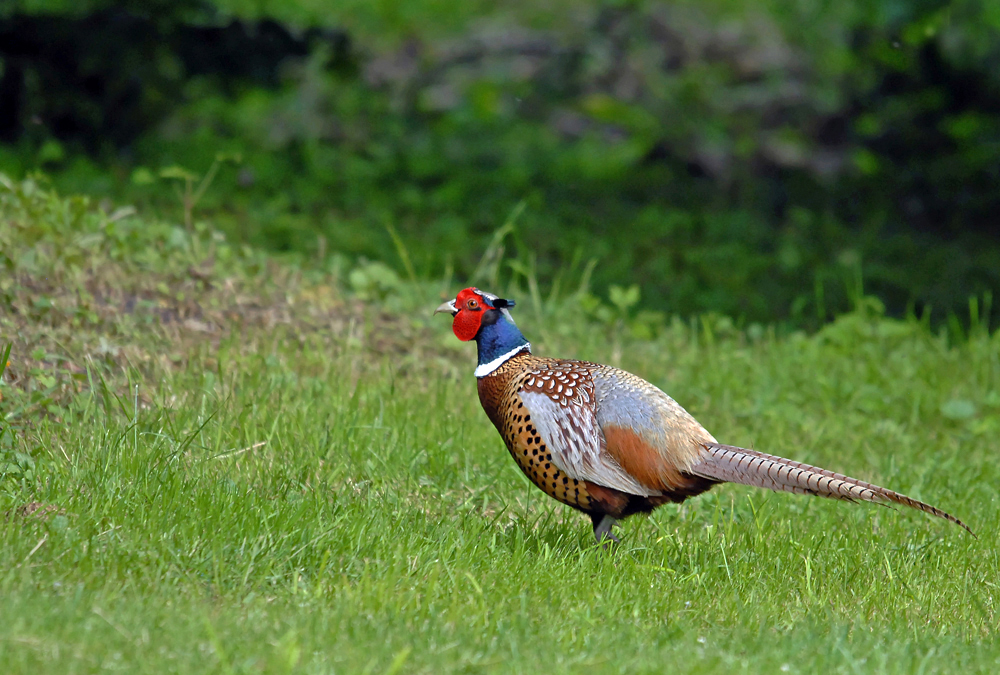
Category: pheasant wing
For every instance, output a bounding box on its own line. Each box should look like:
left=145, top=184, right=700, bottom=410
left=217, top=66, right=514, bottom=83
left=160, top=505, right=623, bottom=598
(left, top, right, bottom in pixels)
left=587, top=364, right=720, bottom=495
left=518, top=369, right=660, bottom=497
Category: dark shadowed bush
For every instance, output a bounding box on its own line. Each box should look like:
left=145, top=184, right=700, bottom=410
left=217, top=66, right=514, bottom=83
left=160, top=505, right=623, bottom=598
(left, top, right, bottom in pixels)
left=1, top=0, right=998, bottom=328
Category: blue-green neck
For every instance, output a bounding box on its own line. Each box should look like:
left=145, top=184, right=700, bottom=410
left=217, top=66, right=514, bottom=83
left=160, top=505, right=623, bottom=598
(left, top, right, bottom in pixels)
left=474, top=311, right=530, bottom=377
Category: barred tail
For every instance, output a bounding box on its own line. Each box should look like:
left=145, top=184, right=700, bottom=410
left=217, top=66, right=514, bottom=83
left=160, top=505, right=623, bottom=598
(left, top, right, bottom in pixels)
left=691, top=443, right=974, bottom=536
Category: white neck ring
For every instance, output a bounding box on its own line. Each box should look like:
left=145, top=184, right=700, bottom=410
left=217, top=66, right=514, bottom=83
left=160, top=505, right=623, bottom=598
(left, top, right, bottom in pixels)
left=474, top=344, right=530, bottom=378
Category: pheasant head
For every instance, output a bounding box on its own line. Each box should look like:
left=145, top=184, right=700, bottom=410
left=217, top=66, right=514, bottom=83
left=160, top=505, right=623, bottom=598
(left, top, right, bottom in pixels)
left=436, top=287, right=530, bottom=376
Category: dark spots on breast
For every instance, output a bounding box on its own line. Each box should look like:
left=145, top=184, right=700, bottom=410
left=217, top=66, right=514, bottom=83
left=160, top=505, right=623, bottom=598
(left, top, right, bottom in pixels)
left=524, top=415, right=530, bottom=422
left=544, top=463, right=551, bottom=470
left=532, top=448, right=539, bottom=457
left=562, top=477, right=569, bottom=485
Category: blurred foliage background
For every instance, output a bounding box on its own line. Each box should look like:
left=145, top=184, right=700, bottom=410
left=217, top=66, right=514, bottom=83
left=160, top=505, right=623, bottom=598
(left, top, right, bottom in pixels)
left=1, top=0, right=999, bottom=329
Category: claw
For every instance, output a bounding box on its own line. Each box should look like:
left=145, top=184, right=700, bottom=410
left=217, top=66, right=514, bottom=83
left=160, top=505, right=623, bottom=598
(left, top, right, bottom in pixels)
left=593, top=514, right=620, bottom=548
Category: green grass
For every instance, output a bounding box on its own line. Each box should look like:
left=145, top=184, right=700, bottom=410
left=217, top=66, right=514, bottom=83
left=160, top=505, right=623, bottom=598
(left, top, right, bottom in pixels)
left=1, top=176, right=999, bottom=673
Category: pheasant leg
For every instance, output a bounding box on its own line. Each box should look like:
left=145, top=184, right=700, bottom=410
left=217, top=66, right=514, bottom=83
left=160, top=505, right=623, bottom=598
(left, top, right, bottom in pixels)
left=592, top=514, right=620, bottom=546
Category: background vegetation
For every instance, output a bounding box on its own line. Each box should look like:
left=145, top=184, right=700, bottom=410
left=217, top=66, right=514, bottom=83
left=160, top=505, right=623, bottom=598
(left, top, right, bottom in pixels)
left=2, top=3, right=1000, bottom=671
left=1, top=176, right=998, bottom=673
left=2, top=0, right=999, bottom=328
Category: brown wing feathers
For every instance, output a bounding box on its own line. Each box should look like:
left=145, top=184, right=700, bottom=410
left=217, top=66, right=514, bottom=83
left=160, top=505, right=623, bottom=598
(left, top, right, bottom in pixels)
left=690, top=442, right=975, bottom=535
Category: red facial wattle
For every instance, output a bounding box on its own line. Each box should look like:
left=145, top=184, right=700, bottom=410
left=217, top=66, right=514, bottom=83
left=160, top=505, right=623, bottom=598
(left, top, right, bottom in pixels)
left=452, top=310, right=481, bottom=341
left=451, top=287, right=494, bottom=341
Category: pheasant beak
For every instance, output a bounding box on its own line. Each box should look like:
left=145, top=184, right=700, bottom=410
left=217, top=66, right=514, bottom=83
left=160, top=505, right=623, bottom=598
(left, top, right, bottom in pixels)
left=434, top=299, right=458, bottom=316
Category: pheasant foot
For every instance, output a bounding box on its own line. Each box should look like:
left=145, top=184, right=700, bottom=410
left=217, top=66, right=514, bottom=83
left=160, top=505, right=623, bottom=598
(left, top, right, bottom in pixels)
left=593, top=514, right=620, bottom=547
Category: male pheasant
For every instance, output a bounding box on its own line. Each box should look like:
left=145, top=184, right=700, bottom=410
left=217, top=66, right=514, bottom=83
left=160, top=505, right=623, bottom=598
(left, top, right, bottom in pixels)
left=436, top=287, right=972, bottom=544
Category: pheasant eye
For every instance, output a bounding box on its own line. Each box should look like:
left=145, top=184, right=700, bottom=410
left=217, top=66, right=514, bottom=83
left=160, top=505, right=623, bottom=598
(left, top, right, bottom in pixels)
left=468, top=299, right=478, bottom=309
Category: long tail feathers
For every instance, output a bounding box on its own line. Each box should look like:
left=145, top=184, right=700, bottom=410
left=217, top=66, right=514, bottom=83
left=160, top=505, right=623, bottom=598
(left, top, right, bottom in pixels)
left=691, top=442, right=974, bottom=536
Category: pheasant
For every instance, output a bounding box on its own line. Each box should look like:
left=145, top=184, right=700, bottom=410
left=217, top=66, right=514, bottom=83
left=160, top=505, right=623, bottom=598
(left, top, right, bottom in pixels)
left=436, top=287, right=973, bottom=544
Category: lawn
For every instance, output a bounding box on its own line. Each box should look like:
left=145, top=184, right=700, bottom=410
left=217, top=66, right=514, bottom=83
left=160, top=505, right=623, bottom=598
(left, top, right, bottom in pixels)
left=1, top=176, right=998, bottom=673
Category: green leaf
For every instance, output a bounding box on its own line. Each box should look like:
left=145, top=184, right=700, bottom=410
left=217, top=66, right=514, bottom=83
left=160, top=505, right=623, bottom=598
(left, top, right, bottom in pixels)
left=159, top=166, right=197, bottom=181
left=609, top=284, right=640, bottom=313
left=940, top=399, right=976, bottom=420
left=130, top=167, right=156, bottom=185
left=0, top=342, right=10, bottom=380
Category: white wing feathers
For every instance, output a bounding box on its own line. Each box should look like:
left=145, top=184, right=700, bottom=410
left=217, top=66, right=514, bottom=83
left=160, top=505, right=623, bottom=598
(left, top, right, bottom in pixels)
left=519, top=391, right=660, bottom=497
